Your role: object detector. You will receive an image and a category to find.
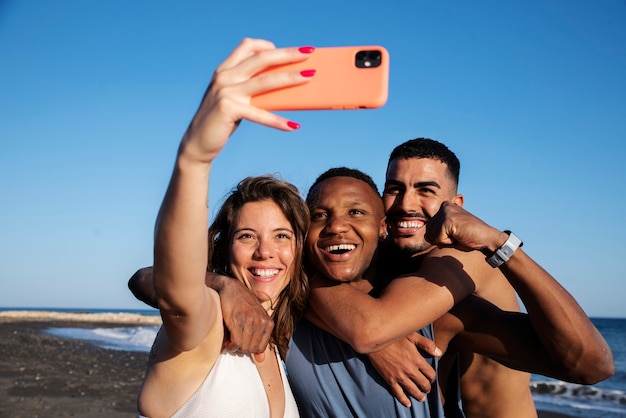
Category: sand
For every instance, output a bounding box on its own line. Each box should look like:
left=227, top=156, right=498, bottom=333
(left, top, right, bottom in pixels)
left=0, top=310, right=574, bottom=418
left=0, top=311, right=160, bottom=418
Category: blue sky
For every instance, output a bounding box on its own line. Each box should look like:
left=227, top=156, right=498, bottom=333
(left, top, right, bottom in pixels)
left=1, top=0, right=625, bottom=317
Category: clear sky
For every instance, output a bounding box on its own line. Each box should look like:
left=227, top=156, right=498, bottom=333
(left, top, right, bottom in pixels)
left=1, top=0, right=625, bottom=317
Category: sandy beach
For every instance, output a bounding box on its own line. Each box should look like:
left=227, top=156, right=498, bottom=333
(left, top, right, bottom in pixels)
left=0, top=311, right=160, bottom=418
left=0, top=311, right=575, bottom=418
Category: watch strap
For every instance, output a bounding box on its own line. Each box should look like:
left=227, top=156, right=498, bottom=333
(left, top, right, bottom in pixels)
left=485, top=230, right=523, bottom=268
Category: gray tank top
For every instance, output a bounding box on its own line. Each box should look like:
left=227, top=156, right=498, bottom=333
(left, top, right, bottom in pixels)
left=285, top=320, right=444, bottom=418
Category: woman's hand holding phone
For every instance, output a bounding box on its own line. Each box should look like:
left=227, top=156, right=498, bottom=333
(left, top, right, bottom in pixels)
left=181, top=38, right=316, bottom=165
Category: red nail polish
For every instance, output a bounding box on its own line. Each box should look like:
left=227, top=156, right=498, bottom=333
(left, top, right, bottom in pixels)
left=287, top=121, right=301, bottom=130
left=298, top=46, right=315, bottom=54
left=300, top=69, right=316, bottom=77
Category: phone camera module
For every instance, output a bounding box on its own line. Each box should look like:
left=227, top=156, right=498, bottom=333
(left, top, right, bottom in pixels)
left=355, top=50, right=382, bottom=69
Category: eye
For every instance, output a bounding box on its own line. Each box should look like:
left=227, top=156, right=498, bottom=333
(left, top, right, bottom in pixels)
left=235, top=232, right=255, bottom=241
left=311, top=211, right=328, bottom=221
left=419, top=187, right=436, bottom=195
left=348, top=208, right=366, bottom=216
left=383, top=185, right=401, bottom=195
left=276, top=232, right=293, bottom=240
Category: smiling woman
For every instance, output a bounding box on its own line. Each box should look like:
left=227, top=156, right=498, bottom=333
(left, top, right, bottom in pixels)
left=136, top=38, right=312, bottom=418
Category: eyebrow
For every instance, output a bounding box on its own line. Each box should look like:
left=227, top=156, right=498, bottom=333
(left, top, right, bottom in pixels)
left=413, top=181, right=441, bottom=189
left=384, top=179, right=442, bottom=190
left=233, top=227, right=294, bottom=234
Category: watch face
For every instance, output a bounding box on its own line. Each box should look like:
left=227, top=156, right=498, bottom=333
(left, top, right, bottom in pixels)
left=486, top=231, right=522, bottom=268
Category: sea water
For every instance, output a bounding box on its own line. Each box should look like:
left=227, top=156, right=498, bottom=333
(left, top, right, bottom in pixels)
left=7, top=309, right=625, bottom=417
left=529, top=317, right=626, bottom=417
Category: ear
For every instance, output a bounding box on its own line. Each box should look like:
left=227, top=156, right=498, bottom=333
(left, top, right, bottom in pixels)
left=379, top=216, right=388, bottom=239
left=451, top=193, right=464, bottom=207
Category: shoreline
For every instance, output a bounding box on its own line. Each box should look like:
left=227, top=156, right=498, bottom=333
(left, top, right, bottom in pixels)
left=0, top=312, right=575, bottom=418
left=0, top=313, right=157, bottom=417
left=0, top=310, right=162, bottom=325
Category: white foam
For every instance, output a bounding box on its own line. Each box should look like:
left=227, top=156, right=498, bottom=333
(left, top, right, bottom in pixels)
left=45, top=326, right=159, bottom=352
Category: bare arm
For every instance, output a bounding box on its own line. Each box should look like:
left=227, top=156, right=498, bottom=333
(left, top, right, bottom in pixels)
left=307, top=249, right=479, bottom=353
left=153, top=39, right=312, bottom=352
left=446, top=295, right=613, bottom=384
left=129, top=266, right=273, bottom=356
left=427, top=202, right=615, bottom=384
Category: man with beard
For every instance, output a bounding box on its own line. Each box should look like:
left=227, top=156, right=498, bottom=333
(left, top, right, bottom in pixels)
left=306, top=139, right=613, bottom=417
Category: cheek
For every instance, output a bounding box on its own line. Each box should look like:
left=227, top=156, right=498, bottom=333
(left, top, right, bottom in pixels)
left=279, top=244, right=297, bottom=267
left=382, top=196, right=395, bottom=212
left=229, top=244, right=250, bottom=267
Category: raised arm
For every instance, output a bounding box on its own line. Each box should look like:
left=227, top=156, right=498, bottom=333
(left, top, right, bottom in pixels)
left=153, top=38, right=313, bottom=352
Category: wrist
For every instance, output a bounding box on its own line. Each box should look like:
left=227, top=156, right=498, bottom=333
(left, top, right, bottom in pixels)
left=206, top=272, right=231, bottom=293
left=485, top=230, right=523, bottom=268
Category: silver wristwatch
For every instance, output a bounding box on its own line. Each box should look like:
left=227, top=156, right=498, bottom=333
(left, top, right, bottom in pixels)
left=485, top=230, right=523, bottom=268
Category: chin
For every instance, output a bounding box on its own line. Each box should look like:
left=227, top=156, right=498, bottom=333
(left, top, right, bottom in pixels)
left=395, top=239, right=431, bottom=255
left=323, top=270, right=359, bottom=283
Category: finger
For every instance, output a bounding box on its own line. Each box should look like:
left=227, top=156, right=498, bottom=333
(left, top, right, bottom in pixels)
left=229, top=101, right=304, bottom=131
left=217, top=38, right=276, bottom=72
left=246, top=326, right=270, bottom=354
left=389, top=382, right=413, bottom=407
left=399, top=378, right=427, bottom=403
left=233, top=45, right=313, bottom=82
left=407, top=333, right=442, bottom=357
left=216, top=45, right=313, bottom=91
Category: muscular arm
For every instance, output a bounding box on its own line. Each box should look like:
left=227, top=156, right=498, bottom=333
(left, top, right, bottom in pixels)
left=307, top=249, right=479, bottom=353
left=447, top=293, right=613, bottom=384
left=428, top=203, right=615, bottom=384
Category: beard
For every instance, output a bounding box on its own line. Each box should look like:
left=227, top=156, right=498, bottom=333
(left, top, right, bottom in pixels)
left=394, top=237, right=433, bottom=256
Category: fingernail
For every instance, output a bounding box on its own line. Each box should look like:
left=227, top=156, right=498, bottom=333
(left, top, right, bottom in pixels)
left=298, top=46, right=315, bottom=54
left=300, top=69, right=316, bottom=77
left=287, top=121, right=301, bottom=130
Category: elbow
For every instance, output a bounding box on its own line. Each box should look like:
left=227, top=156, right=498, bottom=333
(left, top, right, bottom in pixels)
left=580, top=349, right=615, bottom=385
left=564, top=346, right=615, bottom=385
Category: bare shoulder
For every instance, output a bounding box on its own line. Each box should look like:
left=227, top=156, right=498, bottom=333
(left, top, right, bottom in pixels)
left=424, top=247, right=521, bottom=311
left=422, top=247, right=501, bottom=289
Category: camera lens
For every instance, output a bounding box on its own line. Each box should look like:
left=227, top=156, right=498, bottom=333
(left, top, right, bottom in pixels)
left=355, top=50, right=381, bottom=68
left=368, top=51, right=381, bottom=61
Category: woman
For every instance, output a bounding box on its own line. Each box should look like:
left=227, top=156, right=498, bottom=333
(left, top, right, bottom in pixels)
left=137, top=38, right=315, bottom=418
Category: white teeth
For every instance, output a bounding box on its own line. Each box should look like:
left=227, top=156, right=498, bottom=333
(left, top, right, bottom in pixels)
left=398, top=220, right=424, bottom=229
left=325, top=244, right=356, bottom=253
left=251, top=269, right=279, bottom=278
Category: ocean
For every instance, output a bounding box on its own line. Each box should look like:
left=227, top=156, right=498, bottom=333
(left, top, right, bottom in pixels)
left=5, top=309, right=626, bottom=417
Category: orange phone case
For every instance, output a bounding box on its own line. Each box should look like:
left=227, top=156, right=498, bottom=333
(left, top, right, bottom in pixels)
left=251, top=45, right=389, bottom=111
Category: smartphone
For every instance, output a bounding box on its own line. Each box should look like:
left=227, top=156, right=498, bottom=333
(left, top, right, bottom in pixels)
left=251, top=45, right=389, bottom=111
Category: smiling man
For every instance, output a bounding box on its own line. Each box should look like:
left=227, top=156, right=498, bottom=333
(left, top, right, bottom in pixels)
left=305, top=140, right=613, bottom=418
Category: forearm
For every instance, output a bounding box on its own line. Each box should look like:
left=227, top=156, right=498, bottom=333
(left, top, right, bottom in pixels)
left=309, top=275, right=457, bottom=353
left=499, top=249, right=614, bottom=382
left=153, top=154, right=212, bottom=313
left=152, top=149, right=220, bottom=351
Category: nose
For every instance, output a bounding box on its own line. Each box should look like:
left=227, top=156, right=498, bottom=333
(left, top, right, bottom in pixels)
left=324, top=214, right=349, bottom=235
left=395, top=189, right=420, bottom=214
left=254, top=239, right=273, bottom=259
